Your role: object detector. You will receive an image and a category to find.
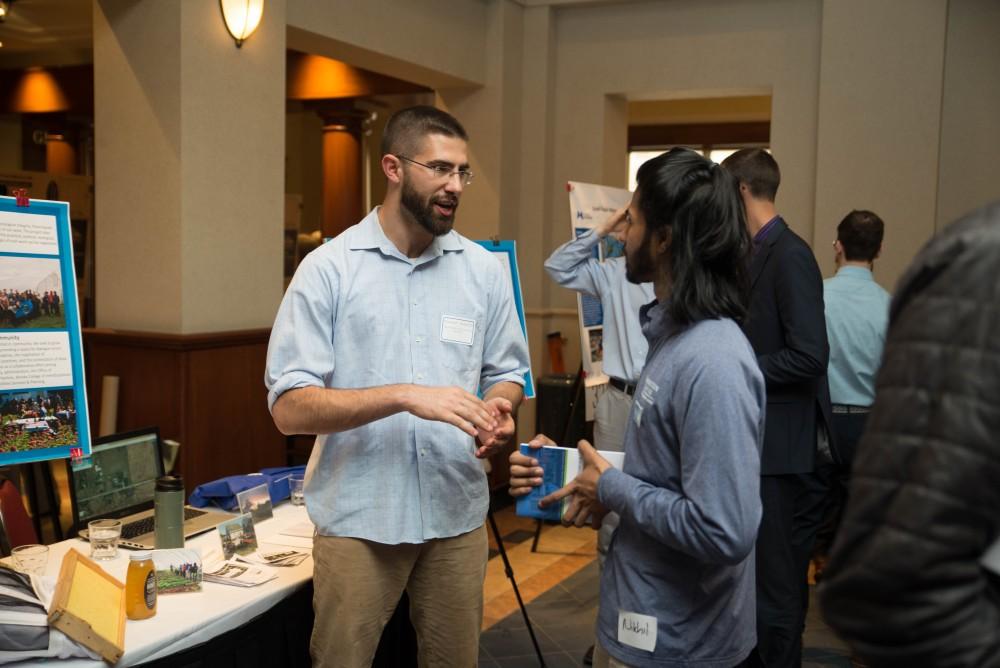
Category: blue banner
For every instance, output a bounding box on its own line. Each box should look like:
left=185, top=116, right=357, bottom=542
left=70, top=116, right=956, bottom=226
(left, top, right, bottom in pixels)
left=474, top=239, right=535, bottom=399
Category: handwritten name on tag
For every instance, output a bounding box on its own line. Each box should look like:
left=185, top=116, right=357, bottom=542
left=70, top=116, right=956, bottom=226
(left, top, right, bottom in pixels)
left=440, top=315, right=476, bottom=346
left=617, top=611, right=657, bottom=652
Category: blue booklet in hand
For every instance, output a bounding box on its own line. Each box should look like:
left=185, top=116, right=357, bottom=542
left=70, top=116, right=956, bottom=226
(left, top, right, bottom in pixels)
left=514, top=445, right=579, bottom=521
left=514, top=445, right=625, bottom=521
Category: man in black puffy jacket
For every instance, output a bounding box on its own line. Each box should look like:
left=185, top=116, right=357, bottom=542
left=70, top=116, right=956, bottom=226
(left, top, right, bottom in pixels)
left=819, top=200, right=1000, bottom=668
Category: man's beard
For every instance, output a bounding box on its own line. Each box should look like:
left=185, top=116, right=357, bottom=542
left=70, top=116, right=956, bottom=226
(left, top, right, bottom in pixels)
left=625, top=230, right=656, bottom=284
left=401, top=180, right=458, bottom=237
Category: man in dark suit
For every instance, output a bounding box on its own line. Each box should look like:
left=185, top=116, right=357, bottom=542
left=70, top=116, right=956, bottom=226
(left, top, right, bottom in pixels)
left=722, top=149, right=832, bottom=668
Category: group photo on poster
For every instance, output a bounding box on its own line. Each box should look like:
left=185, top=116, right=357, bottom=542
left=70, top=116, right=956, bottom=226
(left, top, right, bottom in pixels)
left=0, top=256, right=66, bottom=329
left=0, top=388, right=78, bottom=453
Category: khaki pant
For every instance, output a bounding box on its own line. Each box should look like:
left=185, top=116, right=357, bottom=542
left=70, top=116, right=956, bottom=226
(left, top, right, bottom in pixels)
left=593, top=382, right=633, bottom=569
left=594, top=642, right=635, bottom=668
left=311, top=525, right=487, bottom=668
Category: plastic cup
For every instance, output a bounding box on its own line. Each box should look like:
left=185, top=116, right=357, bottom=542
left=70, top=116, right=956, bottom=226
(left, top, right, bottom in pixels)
left=88, top=518, right=123, bottom=560
left=289, top=474, right=305, bottom=506
left=12, top=544, right=49, bottom=575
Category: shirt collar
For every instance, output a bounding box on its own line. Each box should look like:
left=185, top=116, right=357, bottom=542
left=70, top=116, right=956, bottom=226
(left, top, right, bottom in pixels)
left=640, top=299, right=676, bottom=342
left=835, top=265, right=874, bottom=280
left=349, top=207, right=464, bottom=258
left=753, top=215, right=782, bottom=245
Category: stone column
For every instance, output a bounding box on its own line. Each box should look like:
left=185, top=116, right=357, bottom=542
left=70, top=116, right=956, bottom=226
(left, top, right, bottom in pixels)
left=315, top=104, right=367, bottom=239
left=93, top=0, right=285, bottom=333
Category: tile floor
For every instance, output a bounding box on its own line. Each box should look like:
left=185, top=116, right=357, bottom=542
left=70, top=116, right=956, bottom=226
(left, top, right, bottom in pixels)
left=481, top=506, right=853, bottom=668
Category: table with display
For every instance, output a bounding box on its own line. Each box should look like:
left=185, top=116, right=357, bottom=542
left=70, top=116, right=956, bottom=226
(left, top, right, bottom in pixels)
left=20, top=502, right=315, bottom=668
left=14, top=501, right=418, bottom=667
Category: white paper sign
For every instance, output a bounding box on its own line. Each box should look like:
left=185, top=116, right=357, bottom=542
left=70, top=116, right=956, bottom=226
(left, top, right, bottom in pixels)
left=0, top=210, right=59, bottom=255
left=618, top=611, right=657, bottom=652
left=0, top=332, right=73, bottom=390
left=440, top=315, right=475, bottom=346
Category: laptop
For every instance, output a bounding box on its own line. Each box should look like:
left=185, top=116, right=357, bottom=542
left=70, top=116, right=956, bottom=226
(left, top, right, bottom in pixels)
left=67, top=427, right=232, bottom=549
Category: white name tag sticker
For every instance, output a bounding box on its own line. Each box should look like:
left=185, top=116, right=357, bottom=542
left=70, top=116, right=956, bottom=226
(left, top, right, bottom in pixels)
left=440, top=316, right=476, bottom=346
left=618, top=611, right=657, bottom=652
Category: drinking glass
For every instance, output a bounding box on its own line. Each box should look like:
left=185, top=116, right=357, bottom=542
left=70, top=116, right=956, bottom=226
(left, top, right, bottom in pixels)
left=88, top=519, right=123, bottom=560
left=289, top=474, right=305, bottom=506
left=12, top=544, right=49, bottom=575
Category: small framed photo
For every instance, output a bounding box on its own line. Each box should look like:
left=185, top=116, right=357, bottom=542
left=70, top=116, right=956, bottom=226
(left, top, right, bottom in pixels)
left=236, top=483, right=273, bottom=524
left=217, top=513, right=259, bottom=560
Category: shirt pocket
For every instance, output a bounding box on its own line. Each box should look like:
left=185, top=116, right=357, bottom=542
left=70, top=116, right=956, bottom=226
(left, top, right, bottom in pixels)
left=437, top=311, right=485, bottom=392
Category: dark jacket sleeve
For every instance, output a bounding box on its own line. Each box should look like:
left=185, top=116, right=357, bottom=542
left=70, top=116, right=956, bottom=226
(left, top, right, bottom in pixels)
left=756, top=239, right=829, bottom=387
left=819, top=207, right=1000, bottom=668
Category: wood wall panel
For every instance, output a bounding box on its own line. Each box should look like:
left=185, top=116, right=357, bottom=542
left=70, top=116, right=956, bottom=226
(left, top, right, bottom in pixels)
left=186, top=344, right=281, bottom=487
left=83, top=329, right=285, bottom=490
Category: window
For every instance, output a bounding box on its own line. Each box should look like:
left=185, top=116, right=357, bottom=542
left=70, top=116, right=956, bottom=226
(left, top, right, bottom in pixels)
left=627, top=145, right=769, bottom=191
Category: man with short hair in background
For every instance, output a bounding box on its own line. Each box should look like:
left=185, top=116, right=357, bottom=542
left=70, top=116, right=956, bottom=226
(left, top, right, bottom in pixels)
left=820, top=201, right=1000, bottom=667
left=722, top=148, right=833, bottom=668
left=812, top=210, right=890, bottom=576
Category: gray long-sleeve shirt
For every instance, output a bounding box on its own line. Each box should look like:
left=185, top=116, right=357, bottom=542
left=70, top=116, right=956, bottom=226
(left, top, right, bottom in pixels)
left=597, top=301, right=765, bottom=667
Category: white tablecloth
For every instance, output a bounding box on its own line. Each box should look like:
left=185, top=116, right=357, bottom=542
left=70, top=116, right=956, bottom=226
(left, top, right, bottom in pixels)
left=19, top=502, right=314, bottom=667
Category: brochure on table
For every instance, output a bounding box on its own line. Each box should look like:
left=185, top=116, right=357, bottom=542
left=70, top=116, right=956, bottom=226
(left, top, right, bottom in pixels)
left=0, top=195, right=91, bottom=465
left=474, top=239, right=535, bottom=399
left=566, top=182, right=632, bottom=420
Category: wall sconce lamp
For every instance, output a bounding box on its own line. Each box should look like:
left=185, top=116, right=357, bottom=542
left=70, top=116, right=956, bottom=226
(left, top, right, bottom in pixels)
left=219, top=0, right=264, bottom=48
left=0, top=0, right=14, bottom=24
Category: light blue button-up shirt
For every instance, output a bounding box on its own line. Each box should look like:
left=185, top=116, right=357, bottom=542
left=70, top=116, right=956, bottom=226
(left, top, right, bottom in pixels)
left=265, top=209, right=530, bottom=544
left=824, top=266, right=891, bottom=406
left=544, top=229, right=655, bottom=384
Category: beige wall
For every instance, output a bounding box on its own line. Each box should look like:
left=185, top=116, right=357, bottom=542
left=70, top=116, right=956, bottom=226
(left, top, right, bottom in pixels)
left=936, top=0, right=1000, bottom=230
left=286, top=0, right=488, bottom=89
left=94, top=0, right=285, bottom=333
left=813, top=0, right=948, bottom=291
left=94, top=0, right=183, bottom=332
left=438, top=0, right=525, bottom=243
left=541, top=0, right=822, bottom=305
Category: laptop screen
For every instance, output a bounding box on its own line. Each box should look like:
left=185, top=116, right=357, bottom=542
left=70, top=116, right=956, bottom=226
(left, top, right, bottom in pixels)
left=70, top=429, right=162, bottom=525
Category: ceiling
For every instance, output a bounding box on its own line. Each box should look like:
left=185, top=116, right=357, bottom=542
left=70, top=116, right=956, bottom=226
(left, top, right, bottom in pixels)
left=0, top=0, right=92, bottom=63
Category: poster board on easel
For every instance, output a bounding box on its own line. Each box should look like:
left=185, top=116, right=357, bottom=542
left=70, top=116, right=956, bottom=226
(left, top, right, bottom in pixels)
left=0, top=194, right=91, bottom=465
left=565, top=182, right=632, bottom=420
left=475, top=239, right=535, bottom=399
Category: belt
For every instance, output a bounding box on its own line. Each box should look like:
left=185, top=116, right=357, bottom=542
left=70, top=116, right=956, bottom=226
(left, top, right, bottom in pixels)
left=608, top=377, right=637, bottom=396
left=832, top=404, right=871, bottom=415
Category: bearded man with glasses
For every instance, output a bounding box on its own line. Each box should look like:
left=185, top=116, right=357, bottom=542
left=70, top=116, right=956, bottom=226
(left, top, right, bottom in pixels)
left=266, top=105, right=529, bottom=668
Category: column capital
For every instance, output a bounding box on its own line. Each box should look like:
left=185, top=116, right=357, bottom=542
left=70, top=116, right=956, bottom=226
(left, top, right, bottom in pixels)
left=309, top=102, right=374, bottom=136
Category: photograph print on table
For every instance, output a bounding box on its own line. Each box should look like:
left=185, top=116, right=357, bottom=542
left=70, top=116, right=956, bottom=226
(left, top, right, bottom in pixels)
left=236, top=483, right=273, bottom=524
left=218, top=513, right=259, bottom=560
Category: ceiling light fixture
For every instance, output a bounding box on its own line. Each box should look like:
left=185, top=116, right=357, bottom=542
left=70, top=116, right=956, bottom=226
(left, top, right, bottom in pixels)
left=0, top=0, right=13, bottom=24
left=12, top=67, right=69, bottom=113
left=219, top=0, right=264, bottom=48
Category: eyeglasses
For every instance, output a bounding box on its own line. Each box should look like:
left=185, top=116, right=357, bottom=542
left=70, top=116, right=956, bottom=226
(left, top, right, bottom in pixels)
left=397, top=155, right=474, bottom=186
